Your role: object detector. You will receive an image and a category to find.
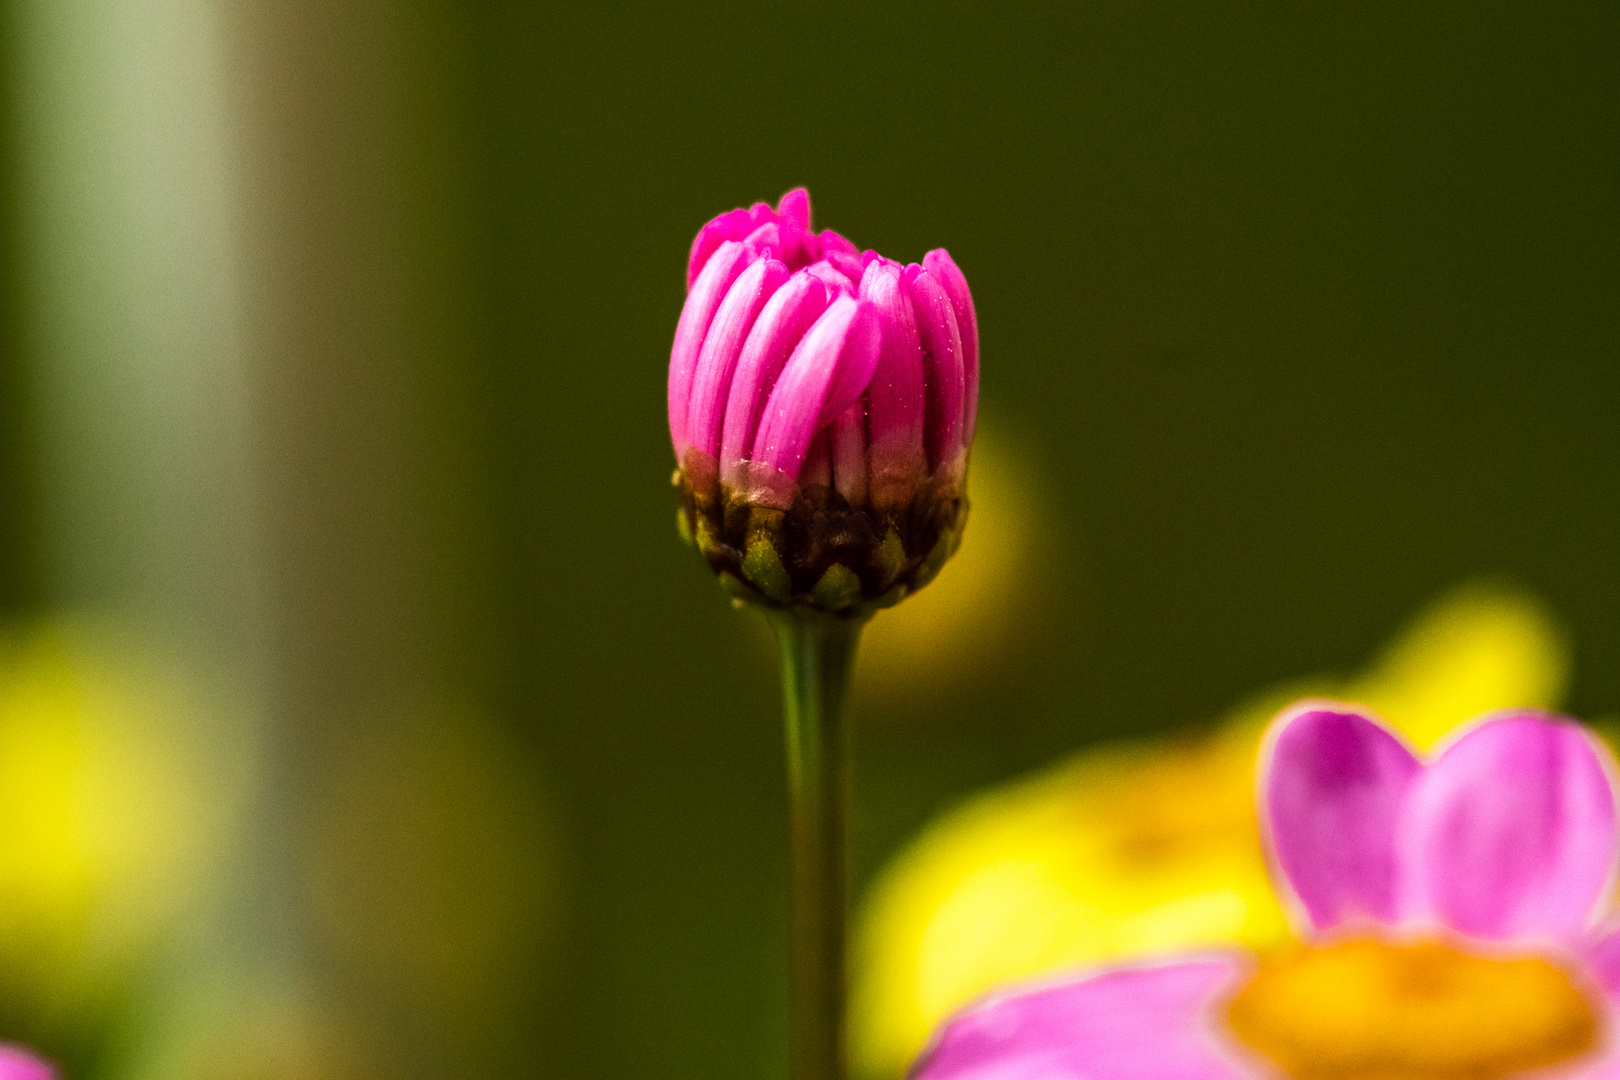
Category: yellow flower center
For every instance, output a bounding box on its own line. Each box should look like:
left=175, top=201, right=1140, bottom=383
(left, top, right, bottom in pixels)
left=1224, top=938, right=1599, bottom=1080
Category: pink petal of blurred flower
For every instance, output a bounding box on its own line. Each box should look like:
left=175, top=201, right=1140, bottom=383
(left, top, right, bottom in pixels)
left=1399, top=712, right=1617, bottom=941
left=915, top=706, right=1620, bottom=1080
left=0, top=1046, right=55, bottom=1080
left=912, top=957, right=1252, bottom=1080
left=1263, top=704, right=1422, bottom=931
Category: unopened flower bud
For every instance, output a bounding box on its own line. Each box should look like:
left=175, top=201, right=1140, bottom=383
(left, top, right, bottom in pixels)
left=669, top=189, right=979, bottom=614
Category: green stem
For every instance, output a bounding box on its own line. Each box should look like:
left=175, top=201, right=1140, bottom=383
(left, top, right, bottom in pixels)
left=771, top=610, right=865, bottom=1080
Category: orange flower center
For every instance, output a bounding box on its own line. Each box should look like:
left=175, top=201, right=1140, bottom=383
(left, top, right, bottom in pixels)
left=1224, top=937, right=1599, bottom=1080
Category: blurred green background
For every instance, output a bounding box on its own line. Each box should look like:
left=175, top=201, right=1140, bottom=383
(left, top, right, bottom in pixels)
left=0, top=1, right=1615, bottom=1078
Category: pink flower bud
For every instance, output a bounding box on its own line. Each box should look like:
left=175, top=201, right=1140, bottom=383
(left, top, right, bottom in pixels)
left=668, top=190, right=980, bottom=613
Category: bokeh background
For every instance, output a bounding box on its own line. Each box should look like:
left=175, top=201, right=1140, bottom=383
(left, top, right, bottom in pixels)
left=0, top=1, right=1615, bottom=1077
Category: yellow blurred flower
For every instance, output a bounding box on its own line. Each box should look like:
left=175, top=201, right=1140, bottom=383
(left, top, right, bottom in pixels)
left=850, top=582, right=1568, bottom=1079
left=0, top=618, right=241, bottom=1016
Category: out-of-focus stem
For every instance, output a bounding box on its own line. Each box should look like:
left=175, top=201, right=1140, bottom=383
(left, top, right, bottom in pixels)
left=771, top=609, right=864, bottom=1080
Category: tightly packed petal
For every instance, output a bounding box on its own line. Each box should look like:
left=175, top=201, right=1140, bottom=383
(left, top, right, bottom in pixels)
left=669, top=189, right=980, bottom=613
left=748, top=295, right=881, bottom=500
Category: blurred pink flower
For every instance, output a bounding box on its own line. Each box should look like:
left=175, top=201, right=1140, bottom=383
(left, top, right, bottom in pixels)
left=0, top=1045, right=54, bottom=1080
left=913, top=705, right=1620, bottom=1080
left=669, top=189, right=978, bottom=613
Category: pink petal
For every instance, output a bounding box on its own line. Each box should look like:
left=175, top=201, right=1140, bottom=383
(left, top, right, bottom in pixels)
left=820, top=229, right=858, bottom=258
left=776, top=187, right=811, bottom=231
left=1401, top=712, right=1618, bottom=941
left=924, top=249, right=979, bottom=451
left=748, top=296, right=881, bottom=492
left=906, top=265, right=967, bottom=472
left=718, top=270, right=830, bottom=487
left=831, top=397, right=868, bottom=507
left=744, top=221, right=783, bottom=259
left=1263, top=705, right=1422, bottom=933
left=912, top=956, right=1253, bottom=1080
left=806, top=259, right=857, bottom=296
left=684, top=258, right=789, bottom=463
left=1583, top=926, right=1620, bottom=1001
left=686, top=208, right=754, bottom=288
left=670, top=241, right=752, bottom=461
left=802, top=427, right=832, bottom=488
left=0, top=1046, right=55, bottom=1080
left=859, top=261, right=927, bottom=503
left=823, top=249, right=865, bottom=287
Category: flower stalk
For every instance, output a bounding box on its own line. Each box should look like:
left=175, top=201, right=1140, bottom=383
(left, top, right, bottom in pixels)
left=771, top=609, right=865, bottom=1080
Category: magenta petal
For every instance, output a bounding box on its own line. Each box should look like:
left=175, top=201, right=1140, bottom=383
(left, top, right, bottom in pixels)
left=859, top=261, right=926, bottom=494
left=776, top=187, right=811, bottom=231
left=824, top=249, right=865, bottom=286
left=924, top=249, right=979, bottom=451
left=802, top=427, right=832, bottom=488
left=906, top=266, right=967, bottom=471
left=831, top=397, right=868, bottom=507
left=749, top=296, right=881, bottom=484
left=670, top=241, right=752, bottom=460
left=687, top=207, right=754, bottom=288
left=806, top=260, right=857, bottom=296
left=1401, top=712, right=1618, bottom=941
left=1584, top=927, right=1620, bottom=1002
left=744, top=221, right=783, bottom=258
left=1263, top=706, right=1422, bottom=932
left=684, top=258, right=789, bottom=463
left=820, top=229, right=858, bottom=258
left=912, top=957, right=1252, bottom=1080
left=0, top=1046, right=55, bottom=1080
left=718, top=271, right=830, bottom=486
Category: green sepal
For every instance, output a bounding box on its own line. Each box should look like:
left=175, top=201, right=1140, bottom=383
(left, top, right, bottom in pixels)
left=810, top=564, right=862, bottom=611
left=694, top=514, right=726, bottom=561
left=911, top=527, right=956, bottom=592
left=867, top=583, right=907, bottom=610
left=675, top=507, right=694, bottom=547
left=878, top=528, right=906, bottom=586
left=717, top=572, right=758, bottom=609
left=743, top=538, right=792, bottom=603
